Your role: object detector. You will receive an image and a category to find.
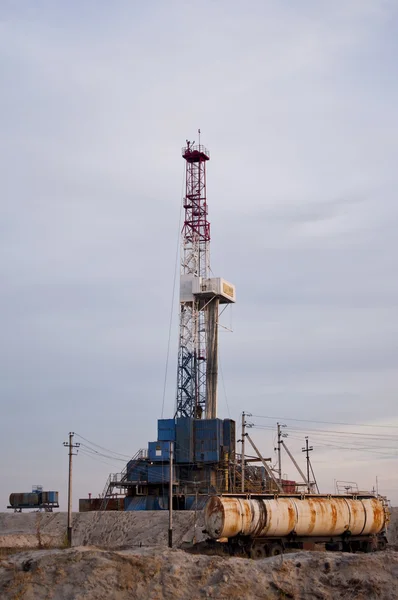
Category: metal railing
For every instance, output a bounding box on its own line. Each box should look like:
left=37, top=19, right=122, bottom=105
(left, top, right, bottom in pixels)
left=181, top=144, right=210, bottom=158
left=99, top=448, right=148, bottom=511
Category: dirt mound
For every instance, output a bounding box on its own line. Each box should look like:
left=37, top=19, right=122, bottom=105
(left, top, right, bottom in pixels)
left=0, top=511, right=206, bottom=549
left=1, top=546, right=398, bottom=600
left=1, top=510, right=398, bottom=599
left=388, top=507, right=398, bottom=547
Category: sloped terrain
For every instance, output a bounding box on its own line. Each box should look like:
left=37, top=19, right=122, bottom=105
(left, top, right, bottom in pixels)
left=1, top=546, right=398, bottom=600
left=387, top=507, right=398, bottom=547
left=1, top=509, right=397, bottom=599
left=0, top=511, right=206, bottom=549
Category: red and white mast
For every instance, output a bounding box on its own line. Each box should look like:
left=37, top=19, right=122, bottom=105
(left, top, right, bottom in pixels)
left=176, top=133, right=235, bottom=420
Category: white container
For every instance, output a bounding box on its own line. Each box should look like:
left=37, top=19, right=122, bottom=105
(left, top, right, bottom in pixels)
left=192, top=277, right=236, bottom=303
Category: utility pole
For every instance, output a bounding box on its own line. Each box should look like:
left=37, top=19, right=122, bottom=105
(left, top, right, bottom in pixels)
left=246, top=433, right=283, bottom=492
left=241, top=412, right=246, bottom=493
left=240, top=412, right=253, bottom=493
left=168, top=441, right=173, bottom=548
left=193, top=477, right=199, bottom=544
left=63, top=432, right=80, bottom=547
left=277, top=423, right=282, bottom=485
left=302, top=437, right=313, bottom=493
left=282, top=440, right=309, bottom=489
left=275, top=423, right=287, bottom=485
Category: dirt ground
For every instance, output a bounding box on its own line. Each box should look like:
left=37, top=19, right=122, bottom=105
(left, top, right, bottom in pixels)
left=0, top=508, right=397, bottom=599
left=0, top=510, right=206, bottom=549
left=387, top=507, right=398, bottom=547
left=1, top=546, right=398, bottom=600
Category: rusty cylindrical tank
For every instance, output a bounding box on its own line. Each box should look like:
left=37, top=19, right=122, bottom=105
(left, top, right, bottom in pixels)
left=9, top=493, right=40, bottom=507
left=204, top=495, right=388, bottom=540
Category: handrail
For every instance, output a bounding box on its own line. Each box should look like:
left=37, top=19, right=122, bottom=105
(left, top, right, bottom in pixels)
left=99, top=448, right=148, bottom=511
left=181, top=144, right=210, bottom=158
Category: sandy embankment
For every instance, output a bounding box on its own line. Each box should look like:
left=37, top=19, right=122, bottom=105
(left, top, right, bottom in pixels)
left=1, top=546, right=398, bottom=600
left=0, top=510, right=206, bottom=549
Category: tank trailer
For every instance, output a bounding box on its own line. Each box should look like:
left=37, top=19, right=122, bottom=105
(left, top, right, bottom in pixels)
left=203, top=494, right=389, bottom=558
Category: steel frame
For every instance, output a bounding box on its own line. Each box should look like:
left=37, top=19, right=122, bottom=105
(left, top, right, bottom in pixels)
left=176, top=142, right=210, bottom=418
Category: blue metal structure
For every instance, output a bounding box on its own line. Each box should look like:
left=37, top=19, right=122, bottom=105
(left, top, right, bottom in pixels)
left=148, top=441, right=172, bottom=462
left=157, top=419, right=176, bottom=442
left=120, top=416, right=236, bottom=510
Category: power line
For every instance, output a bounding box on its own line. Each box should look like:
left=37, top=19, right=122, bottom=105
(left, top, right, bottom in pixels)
left=78, top=449, right=124, bottom=468
left=78, top=445, right=127, bottom=463
left=251, top=414, right=398, bottom=429
left=252, top=424, right=398, bottom=439
left=286, top=437, right=398, bottom=452
left=248, top=423, right=398, bottom=461
left=280, top=434, right=398, bottom=458
left=273, top=431, right=398, bottom=448
left=74, top=434, right=132, bottom=459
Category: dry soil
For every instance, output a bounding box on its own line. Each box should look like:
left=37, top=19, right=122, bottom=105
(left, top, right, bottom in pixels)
left=0, top=509, right=397, bottom=599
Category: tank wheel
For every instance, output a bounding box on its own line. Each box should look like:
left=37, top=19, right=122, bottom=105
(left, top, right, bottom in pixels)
left=268, top=542, right=284, bottom=557
left=349, top=541, right=360, bottom=554
left=325, top=542, right=342, bottom=552
left=377, top=536, right=387, bottom=551
left=249, top=545, right=267, bottom=560
left=362, top=539, right=377, bottom=553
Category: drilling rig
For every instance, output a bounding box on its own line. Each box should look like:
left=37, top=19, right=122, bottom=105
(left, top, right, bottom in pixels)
left=93, top=137, right=238, bottom=511
left=81, top=137, right=298, bottom=513
left=80, top=137, right=385, bottom=517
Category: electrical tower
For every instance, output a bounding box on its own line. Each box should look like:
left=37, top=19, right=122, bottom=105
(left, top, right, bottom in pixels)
left=176, top=135, right=235, bottom=420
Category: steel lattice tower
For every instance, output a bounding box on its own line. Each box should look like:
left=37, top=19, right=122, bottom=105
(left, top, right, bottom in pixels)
left=175, top=136, right=235, bottom=420
left=176, top=140, right=210, bottom=419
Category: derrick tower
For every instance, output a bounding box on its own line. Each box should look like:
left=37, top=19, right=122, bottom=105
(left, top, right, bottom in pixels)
left=176, top=135, right=235, bottom=420
left=97, top=137, right=238, bottom=511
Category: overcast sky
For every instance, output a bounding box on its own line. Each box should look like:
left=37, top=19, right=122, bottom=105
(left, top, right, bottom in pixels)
left=1, top=0, right=398, bottom=510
